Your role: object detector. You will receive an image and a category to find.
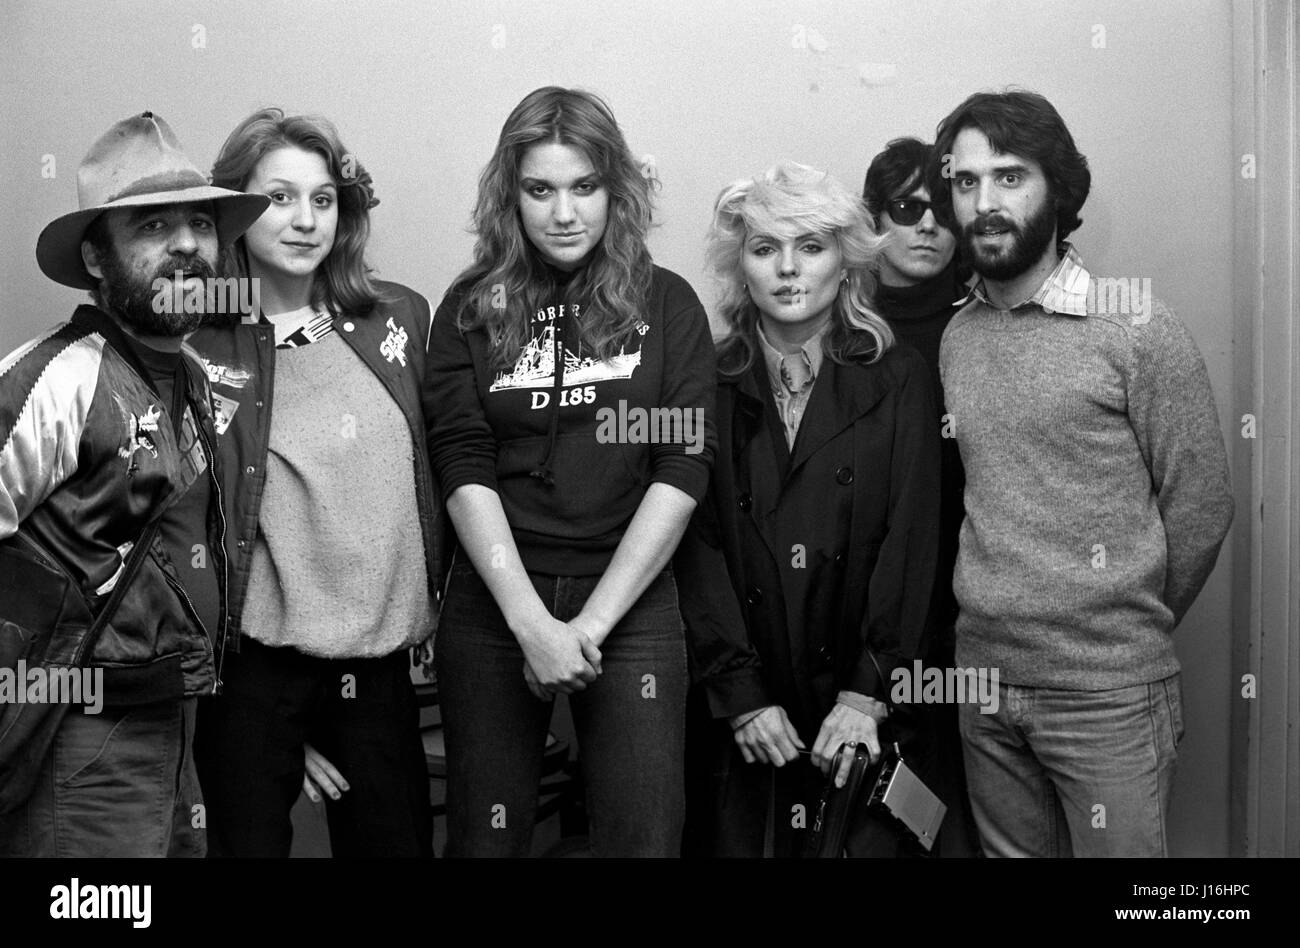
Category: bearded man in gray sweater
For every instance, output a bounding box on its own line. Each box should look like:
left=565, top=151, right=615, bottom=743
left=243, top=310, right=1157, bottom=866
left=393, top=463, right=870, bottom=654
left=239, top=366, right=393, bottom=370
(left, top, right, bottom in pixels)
left=927, top=90, right=1233, bottom=857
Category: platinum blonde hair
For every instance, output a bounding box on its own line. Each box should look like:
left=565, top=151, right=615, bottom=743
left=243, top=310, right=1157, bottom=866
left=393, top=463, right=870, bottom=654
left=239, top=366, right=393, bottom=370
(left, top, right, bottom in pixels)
left=706, top=161, right=894, bottom=375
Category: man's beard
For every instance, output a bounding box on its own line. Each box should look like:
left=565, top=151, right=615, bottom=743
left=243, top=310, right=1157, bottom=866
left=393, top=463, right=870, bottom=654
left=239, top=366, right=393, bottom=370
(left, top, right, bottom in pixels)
left=97, top=247, right=218, bottom=336
left=960, top=197, right=1057, bottom=282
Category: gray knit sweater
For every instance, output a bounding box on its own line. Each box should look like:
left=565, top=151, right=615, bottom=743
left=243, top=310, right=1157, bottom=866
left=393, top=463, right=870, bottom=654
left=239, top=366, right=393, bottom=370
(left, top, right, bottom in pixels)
left=940, top=257, right=1233, bottom=689
left=242, top=332, right=433, bottom=658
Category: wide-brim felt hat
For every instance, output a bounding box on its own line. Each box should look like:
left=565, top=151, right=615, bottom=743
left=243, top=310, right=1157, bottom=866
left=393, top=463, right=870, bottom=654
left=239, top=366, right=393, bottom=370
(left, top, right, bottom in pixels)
left=37, top=111, right=270, bottom=290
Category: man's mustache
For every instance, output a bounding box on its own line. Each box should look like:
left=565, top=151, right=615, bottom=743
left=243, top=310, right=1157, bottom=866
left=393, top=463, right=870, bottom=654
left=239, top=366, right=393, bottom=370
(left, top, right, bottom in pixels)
left=965, top=214, right=1017, bottom=235
left=153, top=254, right=217, bottom=283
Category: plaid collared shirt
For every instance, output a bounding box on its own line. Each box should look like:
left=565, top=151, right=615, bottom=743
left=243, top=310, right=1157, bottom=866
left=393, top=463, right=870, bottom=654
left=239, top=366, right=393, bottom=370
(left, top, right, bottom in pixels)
left=955, top=242, right=1091, bottom=316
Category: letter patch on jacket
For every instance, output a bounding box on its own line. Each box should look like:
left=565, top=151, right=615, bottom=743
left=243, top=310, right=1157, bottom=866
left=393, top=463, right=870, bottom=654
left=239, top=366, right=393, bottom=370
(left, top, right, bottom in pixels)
left=381, top=317, right=409, bottom=367
left=202, top=359, right=251, bottom=389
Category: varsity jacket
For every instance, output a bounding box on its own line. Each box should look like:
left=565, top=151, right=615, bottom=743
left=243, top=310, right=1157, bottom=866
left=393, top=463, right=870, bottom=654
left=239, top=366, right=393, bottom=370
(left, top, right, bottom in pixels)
left=189, top=281, right=446, bottom=645
left=0, top=306, right=227, bottom=703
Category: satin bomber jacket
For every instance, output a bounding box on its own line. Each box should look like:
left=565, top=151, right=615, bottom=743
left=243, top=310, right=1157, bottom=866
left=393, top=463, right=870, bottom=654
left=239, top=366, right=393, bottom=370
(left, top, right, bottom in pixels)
left=0, top=306, right=228, bottom=704
left=188, top=281, right=446, bottom=648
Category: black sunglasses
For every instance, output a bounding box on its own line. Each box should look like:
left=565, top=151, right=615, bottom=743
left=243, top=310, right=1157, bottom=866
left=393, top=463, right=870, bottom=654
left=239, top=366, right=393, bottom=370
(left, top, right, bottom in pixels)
left=885, top=198, right=933, bottom=227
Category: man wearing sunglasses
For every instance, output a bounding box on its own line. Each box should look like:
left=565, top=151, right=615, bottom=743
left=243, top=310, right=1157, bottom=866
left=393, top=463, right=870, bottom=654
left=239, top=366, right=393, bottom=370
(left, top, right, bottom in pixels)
left=863, top=137, right=979, bottom=858
left=928, top=90, right=1233, bottom=858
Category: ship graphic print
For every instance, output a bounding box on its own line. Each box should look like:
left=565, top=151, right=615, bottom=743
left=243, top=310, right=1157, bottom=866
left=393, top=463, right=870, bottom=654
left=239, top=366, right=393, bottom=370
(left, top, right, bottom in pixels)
left=489, top=308, right=646, bottom=393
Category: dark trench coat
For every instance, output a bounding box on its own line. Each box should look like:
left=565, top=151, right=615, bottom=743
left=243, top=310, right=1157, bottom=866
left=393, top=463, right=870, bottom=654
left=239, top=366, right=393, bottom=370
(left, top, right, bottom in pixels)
left=676, top=342, right=941, bottom=856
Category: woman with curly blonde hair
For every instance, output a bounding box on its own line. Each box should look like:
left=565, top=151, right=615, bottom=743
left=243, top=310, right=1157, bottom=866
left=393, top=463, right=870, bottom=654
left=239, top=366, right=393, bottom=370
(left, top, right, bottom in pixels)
left=678, top=162, right=942, bottom=857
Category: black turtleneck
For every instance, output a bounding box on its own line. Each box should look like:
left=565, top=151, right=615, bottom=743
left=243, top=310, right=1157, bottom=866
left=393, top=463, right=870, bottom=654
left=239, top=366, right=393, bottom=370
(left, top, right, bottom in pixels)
left=875, top=260, right=966, bottom=647
left=875, top=260, right=965, bottom=404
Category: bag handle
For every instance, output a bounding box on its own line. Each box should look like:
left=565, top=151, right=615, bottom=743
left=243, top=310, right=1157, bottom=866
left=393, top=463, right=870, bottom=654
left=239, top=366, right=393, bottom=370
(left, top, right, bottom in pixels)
left=861, top=647, right=907, bottom=763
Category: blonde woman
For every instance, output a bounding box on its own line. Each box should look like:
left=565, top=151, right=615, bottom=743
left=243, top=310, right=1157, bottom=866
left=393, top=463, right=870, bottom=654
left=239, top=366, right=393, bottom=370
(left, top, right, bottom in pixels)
left=678, top=162, right=941, bottom=857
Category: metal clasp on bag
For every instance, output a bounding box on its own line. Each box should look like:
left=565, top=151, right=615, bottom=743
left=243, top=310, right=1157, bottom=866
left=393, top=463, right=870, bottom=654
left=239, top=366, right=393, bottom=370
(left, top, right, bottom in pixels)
left=810, top=797, right=827, bottom=835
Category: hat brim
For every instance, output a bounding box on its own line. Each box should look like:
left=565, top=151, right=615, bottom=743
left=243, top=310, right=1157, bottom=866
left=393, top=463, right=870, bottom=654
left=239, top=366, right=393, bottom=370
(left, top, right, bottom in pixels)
left=37, top=186, right=271, bottom=290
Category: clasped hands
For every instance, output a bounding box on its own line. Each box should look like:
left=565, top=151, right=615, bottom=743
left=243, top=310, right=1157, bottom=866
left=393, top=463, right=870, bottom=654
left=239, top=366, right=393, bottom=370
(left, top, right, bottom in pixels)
left=730, top=701, right=887, bottom=788
left=300, top=614, right=606, bottom=801
left=519, top=613, right=605, bottom=701
left=299, top=621, right=599, bottom=802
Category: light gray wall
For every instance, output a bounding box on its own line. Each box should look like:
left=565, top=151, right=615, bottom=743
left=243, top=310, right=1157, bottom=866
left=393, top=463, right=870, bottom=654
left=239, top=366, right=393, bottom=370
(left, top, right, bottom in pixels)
left=0, top=0, right=1239, bottom=855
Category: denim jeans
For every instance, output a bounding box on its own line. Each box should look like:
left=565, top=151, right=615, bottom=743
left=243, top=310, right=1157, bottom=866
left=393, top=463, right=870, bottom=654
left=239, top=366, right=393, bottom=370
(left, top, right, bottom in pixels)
left=958, top=673, right=1184, bottom=857
left=435, top=562, right=687, bottom=857
left=0, top=698, right=204, bottom=857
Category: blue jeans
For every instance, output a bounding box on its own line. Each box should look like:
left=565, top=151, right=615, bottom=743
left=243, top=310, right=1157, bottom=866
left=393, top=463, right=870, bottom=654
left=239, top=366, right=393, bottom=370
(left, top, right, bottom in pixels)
left=0, top=698, right=204, bottom=857
left=958, top=674, right=1184, bottom=857
left=435, top=562, right=687, bottom=857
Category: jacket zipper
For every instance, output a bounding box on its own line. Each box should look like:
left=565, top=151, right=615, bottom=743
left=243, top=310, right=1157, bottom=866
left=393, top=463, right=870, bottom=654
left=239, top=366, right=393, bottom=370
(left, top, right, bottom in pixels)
left=193, top=398, right=231, bottom=696
left=162, top=564, right=209, bottom=644
left=71, top=523, right=157, bottom=666
left=10, top=530, right=83, bottom=589
left=12, top=507, right=178, bottom=667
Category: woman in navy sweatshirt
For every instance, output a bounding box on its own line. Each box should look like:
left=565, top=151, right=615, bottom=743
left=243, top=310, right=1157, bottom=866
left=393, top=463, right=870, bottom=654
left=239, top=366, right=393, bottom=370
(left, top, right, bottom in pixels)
left=426, top=86, right=717, bottom=857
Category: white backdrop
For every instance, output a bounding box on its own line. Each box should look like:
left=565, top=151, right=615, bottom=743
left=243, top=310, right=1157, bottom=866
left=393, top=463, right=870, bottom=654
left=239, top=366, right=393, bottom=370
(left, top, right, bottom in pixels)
left=0, top=0, right=1240, bottom=855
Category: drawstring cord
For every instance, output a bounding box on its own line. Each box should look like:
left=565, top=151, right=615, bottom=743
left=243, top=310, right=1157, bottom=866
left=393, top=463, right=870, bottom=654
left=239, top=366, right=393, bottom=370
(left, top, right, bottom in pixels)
left=529, top=312, right=565, bottom=487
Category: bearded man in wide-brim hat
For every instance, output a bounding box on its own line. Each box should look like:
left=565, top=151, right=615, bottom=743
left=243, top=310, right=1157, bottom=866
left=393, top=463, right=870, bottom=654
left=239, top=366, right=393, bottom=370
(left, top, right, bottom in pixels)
left=0, top=112, right=267, bottom=857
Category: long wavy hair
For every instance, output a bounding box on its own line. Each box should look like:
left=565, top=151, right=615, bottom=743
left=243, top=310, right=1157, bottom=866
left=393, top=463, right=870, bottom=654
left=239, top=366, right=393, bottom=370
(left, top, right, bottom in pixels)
left=707, top=161, right=894, bottom=377
left=454, top=87, right=656, bottom=369
left=211, top=108, right=383, bottom=317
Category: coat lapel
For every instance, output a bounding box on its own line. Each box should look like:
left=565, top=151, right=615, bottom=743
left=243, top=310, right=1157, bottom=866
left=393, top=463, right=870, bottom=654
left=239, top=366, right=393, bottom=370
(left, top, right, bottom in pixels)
left=784, top=356, right=890, bottom=481
left=729, top=363, right=767, bottom=461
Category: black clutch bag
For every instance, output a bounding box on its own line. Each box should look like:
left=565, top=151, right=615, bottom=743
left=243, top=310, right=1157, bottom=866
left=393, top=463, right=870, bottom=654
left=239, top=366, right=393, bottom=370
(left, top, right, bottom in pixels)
left=804, top=742, right=947, bottom=857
